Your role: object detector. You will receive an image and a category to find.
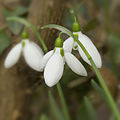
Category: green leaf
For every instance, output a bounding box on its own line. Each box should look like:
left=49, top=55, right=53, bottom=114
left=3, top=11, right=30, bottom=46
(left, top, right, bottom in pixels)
left=108, top=33, right=120, bottom=64
left=3, top=6, right=28, bottom=35
left=77, top=103, right=89, bottom=120
left=13, top=6, right=28, bottom=16
left=40, top=114, right=48, bottom=120
left=48, top=91, right=65, bottom=120
left=3, top=6, right=28, bottom=17
left=3, top=9, right=14, bottom=18
left=7, top=21, right=24, bottom=35
left=0, top=31, right=11, bottom=54
left=91, top=80, right=107, bottom=103
left=95, top=0, right=104, bottom=7
left=84, top=97, right=98, bottom=120
left=3, top=9, right=23, bottom=35
left=83, top=19, right=99, bottom=32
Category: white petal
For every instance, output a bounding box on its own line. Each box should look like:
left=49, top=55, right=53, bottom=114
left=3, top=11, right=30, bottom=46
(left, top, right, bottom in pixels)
left=40, top=50, right=54, bottom=70
left=44, top=53, right=64, bottom=87
left=77, top=32, right=102, bottom=68
left=31, top=41, right=44, bottom=56
left=4, top=43, right=22, bottom=68
left=64, top=52, right=87, bottom=76
left=63, top=37, right=74, bottom=52
left=23, top=41, right=43, bottom=71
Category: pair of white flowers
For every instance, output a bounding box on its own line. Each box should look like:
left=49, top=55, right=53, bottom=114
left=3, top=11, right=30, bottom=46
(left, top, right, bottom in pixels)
left=4, top=31, right=102, bottom=87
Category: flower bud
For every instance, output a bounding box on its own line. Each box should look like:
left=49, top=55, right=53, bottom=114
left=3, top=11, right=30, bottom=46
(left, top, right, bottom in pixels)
left=72, top=21, right=80, bottom=32
left=22, top=30, right=28, bottom=39
left=55, top=34, right=63, bottom=47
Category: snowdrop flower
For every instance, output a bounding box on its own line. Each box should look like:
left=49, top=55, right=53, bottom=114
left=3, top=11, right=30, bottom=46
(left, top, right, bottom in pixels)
left=4, top=31, right=44, bottom=71
left=41, top=34, right=87, bottom=87
left=63, top=20, right=102, bottom=68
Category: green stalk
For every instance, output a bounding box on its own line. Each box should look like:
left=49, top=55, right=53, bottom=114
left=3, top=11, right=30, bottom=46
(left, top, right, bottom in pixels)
left=57, top=82, right=71, bottom=120
left=41, top=24, right=120, bottom=119
left=7, top=16, right=48, bottom=52
left=6, top=18, right=70, bottom=120
left=76, top=37, right=120, bottom=120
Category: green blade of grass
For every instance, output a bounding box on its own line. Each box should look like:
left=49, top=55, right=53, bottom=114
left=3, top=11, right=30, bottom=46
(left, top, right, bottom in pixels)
left=91, top=80, right=107, bottom=103
left=40, top=114, right=48, bottom=120
left=84, top=96, right=98, bottom=120
left=48, top=90, right=64, bottom=120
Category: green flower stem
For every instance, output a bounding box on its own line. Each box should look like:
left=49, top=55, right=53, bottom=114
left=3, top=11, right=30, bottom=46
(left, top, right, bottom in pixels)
left=41, top=24, right=120, bottom=119
left=7, top=16, right=48, bottom=53
left=57, top=82, right=71, bottom=120
left=6, top=18, right=70, bottom=120
left=76, top=37, right=120, bottom=120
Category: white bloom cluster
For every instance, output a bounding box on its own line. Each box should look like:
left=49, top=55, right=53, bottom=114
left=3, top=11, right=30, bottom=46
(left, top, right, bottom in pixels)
left=4, top=31, right=102, bottom=87
left=40, top=47, right=87, bottom=87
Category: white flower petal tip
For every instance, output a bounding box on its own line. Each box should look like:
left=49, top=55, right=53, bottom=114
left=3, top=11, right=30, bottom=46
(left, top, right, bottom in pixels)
left=4, top=43, right=22, bottom=68
left=96, top=57, right=102, bottom=68
left=64, top=52, right=87, bottom=76
left=63, top=37, right=74, bottom=53
left=44, top=53, right=64, bottom=87
left=77, top=31, right=102, bottom=68
left=23, top=41, right=44, bottom=71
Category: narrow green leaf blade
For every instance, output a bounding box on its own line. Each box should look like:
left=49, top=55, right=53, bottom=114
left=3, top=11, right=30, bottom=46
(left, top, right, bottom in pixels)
left=0, top=31, right=11, bottom=54
left=77, top=103, right=89, bottom=120
left=40, top=114, right=48, bottom=120
left=3, top=8, right=24, bottom=35
left=8, top=21, right=24, bottom=35
left=91, top=80, right=107, bottom=102
left=13, top=6, right=28, bottom=16
left=91, top=80, right=118, bottom=115
left=84, top=96, right=98, bottom=120
left=48, top=91, right=64, bottom=120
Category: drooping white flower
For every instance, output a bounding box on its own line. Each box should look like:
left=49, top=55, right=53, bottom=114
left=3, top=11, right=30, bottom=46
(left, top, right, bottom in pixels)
left=63, top=31, right=102, bottom=68
left=4, top=39, right=44, bottom=71
left=41, top=36, right=87, bottom=87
